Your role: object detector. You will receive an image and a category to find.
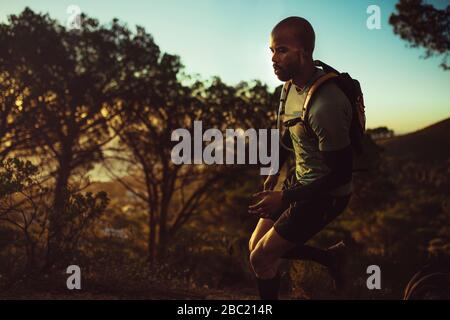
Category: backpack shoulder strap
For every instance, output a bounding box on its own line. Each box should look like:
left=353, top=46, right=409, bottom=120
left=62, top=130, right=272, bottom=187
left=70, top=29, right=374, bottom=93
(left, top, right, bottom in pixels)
left=302, top=72, right=338, bottom=120
left=277, top=80, right=295, bottom=152
left=301, top=72, right=338, bottom=137
left=278, top=80, right=293, bottom=115
left=281, top=81, right=292, bottom=102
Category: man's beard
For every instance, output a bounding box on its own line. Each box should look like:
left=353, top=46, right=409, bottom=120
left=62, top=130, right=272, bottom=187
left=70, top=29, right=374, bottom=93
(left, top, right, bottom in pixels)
left=275, top=60, right=300, bottom=82
left=275, top=67, right=292, bottom=82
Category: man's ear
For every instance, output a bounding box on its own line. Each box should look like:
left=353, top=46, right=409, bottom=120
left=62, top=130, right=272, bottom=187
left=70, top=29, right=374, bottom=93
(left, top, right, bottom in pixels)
left=296, top=49, right=306, bottom=65
left=299, top=49, right=313, bottom=64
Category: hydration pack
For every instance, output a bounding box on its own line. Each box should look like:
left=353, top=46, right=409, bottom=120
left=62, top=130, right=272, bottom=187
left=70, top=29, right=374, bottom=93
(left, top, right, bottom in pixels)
left=277, top=60, right=377, bottom=172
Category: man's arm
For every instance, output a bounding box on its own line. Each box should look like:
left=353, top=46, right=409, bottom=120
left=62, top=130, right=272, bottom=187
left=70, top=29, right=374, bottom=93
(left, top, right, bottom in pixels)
left=278, top=129, right=293, bottom=170
left=282, top=145, right=352, bottom=203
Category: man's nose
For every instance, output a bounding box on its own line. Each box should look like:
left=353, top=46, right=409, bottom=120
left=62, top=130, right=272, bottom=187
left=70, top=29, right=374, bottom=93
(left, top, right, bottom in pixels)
left=271, top=53, right=278, bottom=63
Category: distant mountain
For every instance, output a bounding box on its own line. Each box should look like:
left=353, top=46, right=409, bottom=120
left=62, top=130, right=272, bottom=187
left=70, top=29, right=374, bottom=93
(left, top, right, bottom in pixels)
left=378, top=118, right=450, bottom=164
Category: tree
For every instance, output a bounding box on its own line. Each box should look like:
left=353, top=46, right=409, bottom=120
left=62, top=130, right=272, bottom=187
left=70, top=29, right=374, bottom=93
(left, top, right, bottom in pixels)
left=0, top=7, right=279, bottom=268
left=366, top=127, right=395, bottom=140
left=0, top=8, right=127, bottom=267
left=105, top=75, right=277, bottom=262
left=0, top=158, right=108, bottom=273
left=389, top=0, right=450, bottom=70
left=0, top=71, right=37, bottom=161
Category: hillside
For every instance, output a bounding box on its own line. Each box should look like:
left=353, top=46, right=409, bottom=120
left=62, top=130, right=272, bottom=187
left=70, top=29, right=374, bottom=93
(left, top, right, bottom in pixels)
left=378, top=118, right=450, bottom=164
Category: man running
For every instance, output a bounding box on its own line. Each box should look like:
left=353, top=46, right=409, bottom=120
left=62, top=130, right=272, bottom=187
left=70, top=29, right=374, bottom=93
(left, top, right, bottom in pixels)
left=248, top=16, right=353, bottom=300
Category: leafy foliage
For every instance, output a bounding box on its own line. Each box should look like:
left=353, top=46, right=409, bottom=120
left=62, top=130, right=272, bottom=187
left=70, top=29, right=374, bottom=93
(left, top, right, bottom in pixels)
left=389, top=0, right=450, bottom=70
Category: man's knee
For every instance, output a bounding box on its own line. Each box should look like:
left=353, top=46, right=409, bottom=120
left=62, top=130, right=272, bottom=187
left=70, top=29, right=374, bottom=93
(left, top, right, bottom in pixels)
left=250, top=248, right=263, bottom=274
left=250, top=245, right=277, bottom=278
left=249, top=219, right=274, bottom=253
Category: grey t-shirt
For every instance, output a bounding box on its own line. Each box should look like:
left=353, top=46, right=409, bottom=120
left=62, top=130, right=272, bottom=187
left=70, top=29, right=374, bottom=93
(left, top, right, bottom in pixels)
left=285, top=68, right=353, bottom=196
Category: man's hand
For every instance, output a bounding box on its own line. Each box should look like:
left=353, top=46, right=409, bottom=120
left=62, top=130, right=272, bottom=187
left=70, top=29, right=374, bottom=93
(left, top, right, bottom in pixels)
left=263, top=174, right=279, bottom=191
left=248, top=190, right=284, bottom=218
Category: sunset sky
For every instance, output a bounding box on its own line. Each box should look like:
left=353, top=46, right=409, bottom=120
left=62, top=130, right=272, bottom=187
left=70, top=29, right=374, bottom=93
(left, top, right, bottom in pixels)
left=1, top=0, right=449, bottom=134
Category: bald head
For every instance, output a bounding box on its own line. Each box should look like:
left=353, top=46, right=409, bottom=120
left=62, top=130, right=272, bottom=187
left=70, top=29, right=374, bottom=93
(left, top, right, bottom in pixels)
left=269, top=17, right=316, bottom=82
left=272, top=16, right=315, bottom=57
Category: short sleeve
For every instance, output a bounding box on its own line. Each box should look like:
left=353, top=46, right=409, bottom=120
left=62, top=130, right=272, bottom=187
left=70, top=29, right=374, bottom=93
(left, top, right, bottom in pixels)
left=307, top=84, right=352, bottom=151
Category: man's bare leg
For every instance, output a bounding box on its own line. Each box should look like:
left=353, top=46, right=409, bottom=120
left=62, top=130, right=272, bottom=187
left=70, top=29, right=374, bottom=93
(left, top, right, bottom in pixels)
left=248, top=218, right=274, bottom=253
left=250, top=227, right=295, bottom=299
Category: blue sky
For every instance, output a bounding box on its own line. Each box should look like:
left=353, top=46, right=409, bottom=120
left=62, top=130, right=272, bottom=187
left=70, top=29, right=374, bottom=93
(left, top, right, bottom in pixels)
left=1, top=0, right=449, bottom=134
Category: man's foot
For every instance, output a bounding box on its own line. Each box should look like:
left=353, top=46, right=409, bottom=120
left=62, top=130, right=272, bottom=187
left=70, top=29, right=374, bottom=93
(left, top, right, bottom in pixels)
left=326, top=241, right=348, bottom=293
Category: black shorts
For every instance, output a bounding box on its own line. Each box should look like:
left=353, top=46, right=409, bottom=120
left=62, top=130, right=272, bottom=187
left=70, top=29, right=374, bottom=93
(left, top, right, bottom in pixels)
left=267, top=169, right=351, bottom=244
